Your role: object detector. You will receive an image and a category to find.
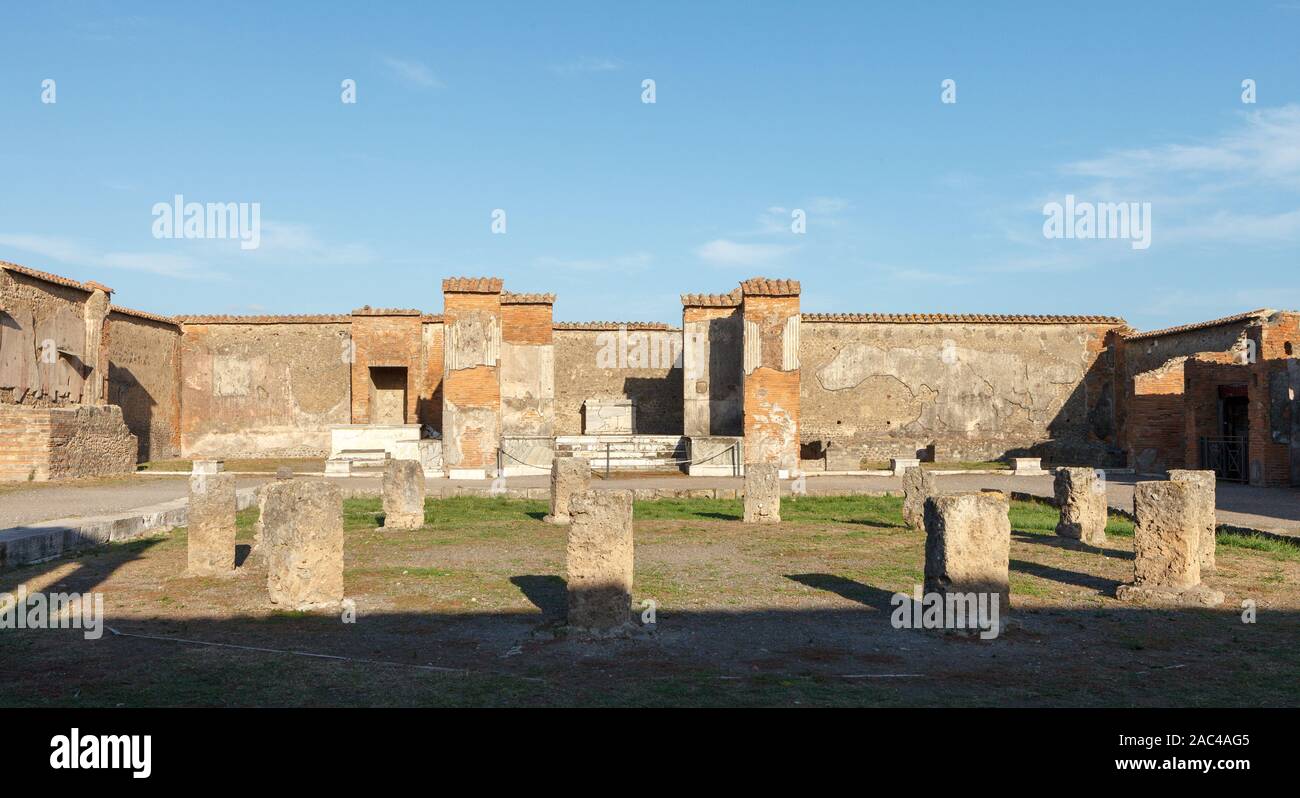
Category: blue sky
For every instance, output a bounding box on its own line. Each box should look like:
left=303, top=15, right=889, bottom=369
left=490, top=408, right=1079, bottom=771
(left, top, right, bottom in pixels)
left=0, top=1, right=1296, bottom=329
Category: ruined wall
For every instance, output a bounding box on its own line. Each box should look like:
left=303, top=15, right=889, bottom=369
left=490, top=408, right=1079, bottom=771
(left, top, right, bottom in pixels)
left=106, top=307, right=182, bottom=461
left=799, top=317, right=1122, bottom=467
left=0, top=404, right=135, bottom=481
left=1256, top=312, right=1300, bottom=486
left=1119, top=314, right=1261, bottom=473
left=500, top=297, right=555, bottom=437
left=0, top=264, right=103, bottom=406
left=349, top=309, right=423, bottom=424
left=552, top=325, right=683, bottom=436
left=682, top=301, right=742, bottom=436
left=179, top=318, right=351, bottom=457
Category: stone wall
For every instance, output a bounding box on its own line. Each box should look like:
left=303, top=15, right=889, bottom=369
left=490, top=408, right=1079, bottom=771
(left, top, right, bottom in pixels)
left=179, top=317, right=352, bottom=457
left=681, top=299, right=743, bottom=436
left=106, top=307, right=182, bottom=461
left=0, top=404, right=135, bottom=481
left=0, top=263, right=107, bottom=406
left=799, top=317, right=1122, bottom=467
left=552, top=325, right=683, bottom=436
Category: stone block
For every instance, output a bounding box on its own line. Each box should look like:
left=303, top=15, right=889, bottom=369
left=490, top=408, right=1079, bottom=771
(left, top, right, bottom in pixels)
left=382, top=459, right=426, bottom=529
left=901, top=466, right=935, bottom=530
left=566, top=490, right=634, bottom=631
left=1117, top=481, right=1223, bottom=607
left=187, top=473, right=236, bottom=576
left=1012, top=457, right=1046, bottom=476
left=583, top=398, right=636, bottom=434
left=891, top=457, right=920, bottom=476
left=545, top=456, right=591, bottom=525
left=1169, top=469, right=1216, bottom=572
left=743, top=462, right=780, bottom=523
left=263, top=480, right=345, bottom=610
left=192, top=459, right=224, bottom=475
left=1054, top=467, right=1108, bottom=545
left=923, top=491, right=1011, bottom=614
left=324, top=459, right=352, bottom=478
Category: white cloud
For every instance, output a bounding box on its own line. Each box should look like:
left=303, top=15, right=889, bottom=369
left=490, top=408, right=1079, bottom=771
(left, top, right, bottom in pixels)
left=1064, top=105, right=1300, bottom=191
left=695, top=239, right=796, bottom=266
left=551, top=57, right=622, bottom=75
left=0, top=233, right=208, bottom=279
left=382, top=57, right=443, bottom=89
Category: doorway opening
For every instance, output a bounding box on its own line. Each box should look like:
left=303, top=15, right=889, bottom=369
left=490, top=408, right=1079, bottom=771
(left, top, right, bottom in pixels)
left=369, top=367, right=408, bottom=425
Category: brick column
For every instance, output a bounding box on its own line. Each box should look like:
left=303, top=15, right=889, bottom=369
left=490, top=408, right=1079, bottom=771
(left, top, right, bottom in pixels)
left=740, top=278, right=800, bottom=476
left=442, top=277, right=503, bottom=479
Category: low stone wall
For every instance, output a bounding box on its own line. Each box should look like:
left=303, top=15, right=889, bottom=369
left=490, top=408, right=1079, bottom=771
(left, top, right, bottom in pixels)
left=0, top=404, right=136, bottom=481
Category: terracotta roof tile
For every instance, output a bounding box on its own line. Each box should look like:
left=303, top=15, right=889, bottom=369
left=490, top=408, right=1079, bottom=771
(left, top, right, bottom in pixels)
left=500, top=292, right=556, bottom=304
left=0, top=260, right=112, bottom=294
left=351, top=306, right=422, bottom=316
left=442, top=277, right=503, bottom=293
left=176, top=313, right=353, bottom=324
left=681, top=288, right=742, bottom=307
left=553, top=321, right=677, bottom=331
left=108, top=305, right=181, bottom=326
left=739, top=277, right=800, bottom=296
left=1123, top=309, right=1274, bottom=341
left=801, top=312, right=1127, bottom=325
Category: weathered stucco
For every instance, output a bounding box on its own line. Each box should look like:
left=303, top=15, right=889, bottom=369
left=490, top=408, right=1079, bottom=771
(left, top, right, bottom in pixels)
left=180, top=322, right=351, bottom=457
left=799, top=321, right=1120, bottom=466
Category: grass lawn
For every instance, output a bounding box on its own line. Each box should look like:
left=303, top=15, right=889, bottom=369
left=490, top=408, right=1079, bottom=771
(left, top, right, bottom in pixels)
left=1, top=494, right=1297, bottom=708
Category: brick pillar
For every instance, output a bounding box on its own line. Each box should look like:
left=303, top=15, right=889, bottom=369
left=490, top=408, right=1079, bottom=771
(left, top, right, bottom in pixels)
left=442, top=277, right=503, bottom=479
left=740, top=278, right=800, bottom=476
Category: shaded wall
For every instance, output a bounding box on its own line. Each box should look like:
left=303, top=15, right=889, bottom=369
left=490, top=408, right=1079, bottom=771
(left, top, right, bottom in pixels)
left=106, top=309, right=182, bottom=461
left=552, top=327, right=683, bottom=436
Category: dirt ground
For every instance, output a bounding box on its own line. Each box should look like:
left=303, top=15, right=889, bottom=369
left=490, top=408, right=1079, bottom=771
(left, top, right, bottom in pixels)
left=1, top=495, right=1297, bottom=707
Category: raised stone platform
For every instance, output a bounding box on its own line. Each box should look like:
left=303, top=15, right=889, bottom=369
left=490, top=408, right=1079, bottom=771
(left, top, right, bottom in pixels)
left=328, top=424, right=442, bottom=477
left=555, top=435, right=687, bottom=472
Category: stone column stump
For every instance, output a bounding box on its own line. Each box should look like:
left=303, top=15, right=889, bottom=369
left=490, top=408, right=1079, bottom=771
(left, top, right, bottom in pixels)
left=1169, top=470, right=1216, bottom=572
left=187, top=472, right=236, bottom=577
left=923, top=491, right=1012, bottom=622
left=565, top=490, right=634, bottom=632
left=1054, top=467, right=1108, bottom=545
left=262, top=480, right=345, bottom=610
left=743, top=462, right=781, bottom=523
left=902, top=466, right=936, bottom=530
left=1116, top=481, right=1223, bottom=607
left=382, top=459, right=426, bottom=530
left=544, top=456, right=591, bottom=525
